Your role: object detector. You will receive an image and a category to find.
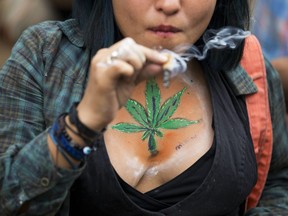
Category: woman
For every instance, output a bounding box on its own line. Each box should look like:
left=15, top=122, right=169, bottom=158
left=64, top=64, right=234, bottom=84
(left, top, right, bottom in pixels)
left=0, top=0, right=287, bottom=215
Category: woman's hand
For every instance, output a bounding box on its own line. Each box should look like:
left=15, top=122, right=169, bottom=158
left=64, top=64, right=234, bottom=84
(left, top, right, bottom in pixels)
left=76, top=38, right=168, bottom=132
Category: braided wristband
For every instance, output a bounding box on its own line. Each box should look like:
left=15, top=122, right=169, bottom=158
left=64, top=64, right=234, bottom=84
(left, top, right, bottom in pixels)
left=58, top=114, right=96, bottom=156
left=49, top=114, right=97, bottom=162
left=68, top=102, right=106, bottom=141
left=51, top=119, right=85, bottom=161
left=49, top=127, right=79, bottom=170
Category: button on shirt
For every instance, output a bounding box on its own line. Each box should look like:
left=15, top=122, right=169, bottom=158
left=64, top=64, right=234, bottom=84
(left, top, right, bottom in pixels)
left=0, top=19, right=287, bottom=215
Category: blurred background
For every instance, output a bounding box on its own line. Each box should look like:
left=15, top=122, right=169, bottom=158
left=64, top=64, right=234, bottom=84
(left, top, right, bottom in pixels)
left=251, top=0, right=288, bottom=61
left=0, top=0, right=72, bottom=66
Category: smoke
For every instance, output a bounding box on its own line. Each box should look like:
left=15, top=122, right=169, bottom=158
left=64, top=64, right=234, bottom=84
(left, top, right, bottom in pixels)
left=177, top=26, right=251, bottom=61
left=161, top=27, right=251, bottom=87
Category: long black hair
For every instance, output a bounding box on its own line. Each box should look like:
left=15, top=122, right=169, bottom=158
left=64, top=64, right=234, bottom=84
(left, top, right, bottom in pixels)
left=72, top=0, right=250, bottom=72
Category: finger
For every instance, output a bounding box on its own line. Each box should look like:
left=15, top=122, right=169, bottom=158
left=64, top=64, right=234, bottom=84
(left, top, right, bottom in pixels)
left=121, top=38, right=146, bottom=63
left=113, top=38, right=146, bottom=70
left=117, top=46, right=145, bottom=70
left=119, top=38, right=168, bottom=64
left=111, top=38, right=168, bottom=70
left=95, top=60, right=135, bottom=87
left=135, top=64, right=163, bottom=84
left=138, top=44, right=168, bottom=64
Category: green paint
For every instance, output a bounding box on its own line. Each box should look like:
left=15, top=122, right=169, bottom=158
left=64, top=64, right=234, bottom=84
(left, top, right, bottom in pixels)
left=112, top=78, right=200, bottom=155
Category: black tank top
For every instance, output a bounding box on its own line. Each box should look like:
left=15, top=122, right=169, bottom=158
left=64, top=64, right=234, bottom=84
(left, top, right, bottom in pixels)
left=67, top=67, right=257, bottom=216
left=116, top=139, right=215, bottom=211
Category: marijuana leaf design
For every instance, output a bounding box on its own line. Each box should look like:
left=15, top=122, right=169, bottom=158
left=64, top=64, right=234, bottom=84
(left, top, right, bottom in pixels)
left=112, top=79, right=200, bottom=155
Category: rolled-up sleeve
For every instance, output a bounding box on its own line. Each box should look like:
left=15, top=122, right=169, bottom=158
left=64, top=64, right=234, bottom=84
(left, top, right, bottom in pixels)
left=0, top=130, right=83, bottom=215
left=0, top=21, right=85, bottom=215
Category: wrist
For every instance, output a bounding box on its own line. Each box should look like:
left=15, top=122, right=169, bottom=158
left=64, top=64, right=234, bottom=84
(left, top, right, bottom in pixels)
left=68, top=102, right=107, bottom=140
left=65, top=115, right=87, bottom=147
left=49, top=111, right=105, bottom=169
left=49, top=116, right=86, bottom=169
left=76, top=103, right=110, bottom=132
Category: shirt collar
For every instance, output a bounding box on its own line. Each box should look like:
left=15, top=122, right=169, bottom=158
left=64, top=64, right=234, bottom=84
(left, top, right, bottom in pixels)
left=223, top=65, right=258, bottom=96
left=57, top=19, right=85, bottom=48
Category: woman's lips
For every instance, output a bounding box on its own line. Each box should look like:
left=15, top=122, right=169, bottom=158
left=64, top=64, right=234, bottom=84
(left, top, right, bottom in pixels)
left=148, top=25, right=181, bottom=37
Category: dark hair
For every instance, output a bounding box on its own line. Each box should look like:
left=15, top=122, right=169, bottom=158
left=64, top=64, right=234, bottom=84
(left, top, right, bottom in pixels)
left=72, top=0, right=250, bottom=72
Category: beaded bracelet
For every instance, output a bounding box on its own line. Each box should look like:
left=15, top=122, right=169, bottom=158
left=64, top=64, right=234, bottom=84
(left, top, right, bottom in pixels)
left=49, top=127, right=79, bottom=170
left=51, top=120, right=85, bottom=161
left=49, top=114, right=97, bottom=162
left=68, top=102, right=106, bottom=141
left=58, top=114, right=95, bottom=156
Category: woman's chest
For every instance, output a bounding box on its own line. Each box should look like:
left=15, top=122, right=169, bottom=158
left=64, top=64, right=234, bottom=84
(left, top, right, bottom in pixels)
left=71, top=68, right=257, bottom=215
left=104, top=72, right=214, bottom=192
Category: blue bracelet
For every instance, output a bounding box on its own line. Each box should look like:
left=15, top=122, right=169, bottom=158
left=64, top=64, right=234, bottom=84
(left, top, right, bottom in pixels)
left=49, top=127, right=79, bottom=170
left=50, top=120, right=92, bottom=161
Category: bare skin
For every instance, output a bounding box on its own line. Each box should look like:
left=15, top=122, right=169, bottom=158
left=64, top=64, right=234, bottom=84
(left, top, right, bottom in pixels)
left=105, top=59, right=213, bottom=192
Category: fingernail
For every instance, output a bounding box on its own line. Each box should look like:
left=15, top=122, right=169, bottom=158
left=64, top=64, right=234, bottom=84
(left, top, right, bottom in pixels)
left=159, top=54, right=168, bottom=61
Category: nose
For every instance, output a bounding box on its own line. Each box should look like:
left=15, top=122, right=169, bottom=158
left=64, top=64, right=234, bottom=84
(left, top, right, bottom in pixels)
left=155, top=0, right=181, bottom=16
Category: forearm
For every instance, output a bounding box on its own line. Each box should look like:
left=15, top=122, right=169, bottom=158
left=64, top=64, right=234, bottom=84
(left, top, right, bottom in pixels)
left=47, top=106, right=108, bottom=169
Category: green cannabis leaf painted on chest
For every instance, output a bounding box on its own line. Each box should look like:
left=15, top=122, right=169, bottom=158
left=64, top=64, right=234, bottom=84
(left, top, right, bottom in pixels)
left=112, top=79, right=200, bottom=155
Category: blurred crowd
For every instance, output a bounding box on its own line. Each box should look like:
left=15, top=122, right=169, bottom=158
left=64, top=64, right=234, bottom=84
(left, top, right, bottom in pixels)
left=0, top=0, right=72, bottom=66
left=251, top=0, right=288, bottom=60
left=251, top=0, right=288, bottom=113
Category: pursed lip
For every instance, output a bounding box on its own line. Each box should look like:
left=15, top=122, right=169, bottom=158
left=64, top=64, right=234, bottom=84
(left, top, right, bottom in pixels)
left=148, top=25, right=182, bottom=33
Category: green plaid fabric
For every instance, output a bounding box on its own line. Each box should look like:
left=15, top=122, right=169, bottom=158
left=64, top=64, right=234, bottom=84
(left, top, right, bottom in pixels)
left=0, top=19, right=287, bottom=215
